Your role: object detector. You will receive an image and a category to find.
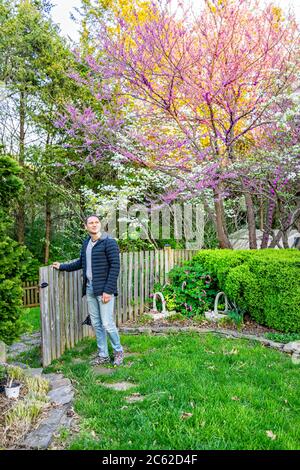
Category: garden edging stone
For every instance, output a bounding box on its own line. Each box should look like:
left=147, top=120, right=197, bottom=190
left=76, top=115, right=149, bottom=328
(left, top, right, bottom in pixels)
left=118, top=326, right=298, bottom=355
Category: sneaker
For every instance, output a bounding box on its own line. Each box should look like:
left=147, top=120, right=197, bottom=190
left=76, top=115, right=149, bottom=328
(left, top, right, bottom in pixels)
left=113, top=350, right=124, bottom=367
left=90, top=355, right=110, bottom=366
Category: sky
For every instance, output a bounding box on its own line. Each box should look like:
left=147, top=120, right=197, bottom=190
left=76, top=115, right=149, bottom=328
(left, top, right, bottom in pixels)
left=50, top=0, right=300, bottom=43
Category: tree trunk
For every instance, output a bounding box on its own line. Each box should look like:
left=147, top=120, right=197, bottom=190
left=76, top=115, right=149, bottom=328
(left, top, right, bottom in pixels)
left=213, top=187, right=232, bottom=249
left=259, top=198, right=264, bottom=231
left=240, top=178, right=257, bottom=249
left=244, top=191, right=257, bottom=249
left=44, top=195, right=51, bottom=264
left=261, top=198, right=276, bottom=249
left=16, top=90, right=26, bottom=244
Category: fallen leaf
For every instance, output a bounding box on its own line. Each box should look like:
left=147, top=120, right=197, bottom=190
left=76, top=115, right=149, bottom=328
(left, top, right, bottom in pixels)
left=223, top=348, right=238, bottom=355
left=266, top=430, right=277, bottom=440
left=181, top=412, right=193, bottom=420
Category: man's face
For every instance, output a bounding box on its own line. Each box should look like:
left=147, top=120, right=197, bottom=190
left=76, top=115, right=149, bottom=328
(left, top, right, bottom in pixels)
left=85, top=217, right=101, bottom=236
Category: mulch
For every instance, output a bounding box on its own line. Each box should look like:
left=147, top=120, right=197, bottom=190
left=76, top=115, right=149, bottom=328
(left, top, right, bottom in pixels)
left=122, top=314, right=279, bottom=337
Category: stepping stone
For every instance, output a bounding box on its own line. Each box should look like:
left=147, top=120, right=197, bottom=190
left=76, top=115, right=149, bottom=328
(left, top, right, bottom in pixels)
left=20, top=406, right=67, bottom=449
left=42, top=373, right=64, bottom=382
left=23, top=368, right=43, bottom=377
left=93, top=366, right=115, bottom=376
left=124, top=352, right=141, bottom=358
left=100, top=381, right=136, bottom=391
left=125, top=393, right=145, bottom=403
left=48, top=385, right=74, bottom=405
left=50, top=377, right=72, bottom=389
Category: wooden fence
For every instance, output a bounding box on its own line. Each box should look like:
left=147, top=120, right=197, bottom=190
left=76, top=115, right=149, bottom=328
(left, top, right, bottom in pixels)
left=23, top=281, right=39, bottom=307
left=39, top=248, right=198, bottom=366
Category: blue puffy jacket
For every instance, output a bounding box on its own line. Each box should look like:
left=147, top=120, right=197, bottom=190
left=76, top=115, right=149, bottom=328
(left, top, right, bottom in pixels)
left=59, top=232, right=120, bottom=297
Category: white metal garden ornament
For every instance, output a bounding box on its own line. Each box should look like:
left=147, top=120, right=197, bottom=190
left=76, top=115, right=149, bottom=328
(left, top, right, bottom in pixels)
left=148, top=292, right=176, bottom=320
left=205, top=291, right=229, bottom=322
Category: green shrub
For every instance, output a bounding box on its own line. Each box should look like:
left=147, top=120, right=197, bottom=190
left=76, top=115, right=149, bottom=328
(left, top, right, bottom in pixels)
left=192, top=249, right=300, bottom=333
left=0, top=156, right=29, bottom=345
left=154, top=261, right=218, bottom=317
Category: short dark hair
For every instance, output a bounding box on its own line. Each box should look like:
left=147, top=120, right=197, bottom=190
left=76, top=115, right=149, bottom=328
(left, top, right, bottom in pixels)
left=84, top=214, right=101, bottom=225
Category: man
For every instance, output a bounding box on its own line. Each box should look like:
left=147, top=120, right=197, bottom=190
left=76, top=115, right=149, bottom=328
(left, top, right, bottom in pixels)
left=53, top=215, right=124, bottom=366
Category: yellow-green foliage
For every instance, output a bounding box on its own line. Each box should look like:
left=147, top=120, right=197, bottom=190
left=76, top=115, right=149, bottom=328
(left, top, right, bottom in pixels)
left=6, top=366, right=49, bottom=394
left=3, top=366, right=50, bottom=442
left=192, top=249, right=300, bottom=332
left=6, top=365, right=25, bottom=382
left=24, top=376, right=49, bottom=395
left=5, top=399, right=45, bottom=427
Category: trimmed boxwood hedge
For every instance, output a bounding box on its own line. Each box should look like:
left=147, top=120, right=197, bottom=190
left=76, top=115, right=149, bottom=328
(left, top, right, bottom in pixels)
left=192, top=249, right=300, bottom=333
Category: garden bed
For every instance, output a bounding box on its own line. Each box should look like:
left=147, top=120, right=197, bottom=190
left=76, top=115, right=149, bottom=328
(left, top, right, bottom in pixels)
left=126, top=313, right=282, bottom=337
left=0, top=366, right=50, bottom=449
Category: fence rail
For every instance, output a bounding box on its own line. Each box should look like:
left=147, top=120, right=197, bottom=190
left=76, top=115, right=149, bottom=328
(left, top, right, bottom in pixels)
left=22, top=282, right=39, bottom=307
left=39, top=248, right=198, bottom=366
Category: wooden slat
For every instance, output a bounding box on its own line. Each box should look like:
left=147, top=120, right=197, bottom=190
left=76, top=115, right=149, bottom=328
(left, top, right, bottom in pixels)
left=154, top=250, right=159, bottom=285
left=40, top=267, right=51, bottom=367
left=145, top=250, right=149, bottom=308
left=59, top=271, right=65, bottom=355
left=128, top=252, right=133, bottom=321
left=116, top=254, right=122, bottom=326
left=77, top=272, right=83, bottom=341
left=54, top=268, right=61, bottom=359
left=139, top=251, right=144, bottom=314
left=73, top=271, right=79, bottom=344
left=149, top=250, right=154, bottom=296
left=164, top=249, right=169, bottom=279
left=49, top=266, right=56, bottom=361
left=64, top=269, right=70, bottom=349
left=122, top=252, right=128, bottom=323
left=160, top=249, right=164, bottom=285
left=70, top=272, right=75, bottom=348
left=134, top=251, right=139, bottom=319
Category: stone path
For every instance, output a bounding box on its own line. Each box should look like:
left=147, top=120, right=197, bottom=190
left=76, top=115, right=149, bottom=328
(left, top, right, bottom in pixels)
left=7, top=331, right=41, bottom=360
left=17, top=370, right=75, bottom=450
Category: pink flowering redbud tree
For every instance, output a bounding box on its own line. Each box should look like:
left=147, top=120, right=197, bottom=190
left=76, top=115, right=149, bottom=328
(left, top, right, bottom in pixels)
left=56, top=0, right=300, bottom=248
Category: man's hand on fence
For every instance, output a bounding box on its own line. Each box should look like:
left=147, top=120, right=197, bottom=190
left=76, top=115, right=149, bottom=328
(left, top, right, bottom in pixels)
left=102, top=292, right=112, bottom=304
left=52, top=262, right=61, bottom=270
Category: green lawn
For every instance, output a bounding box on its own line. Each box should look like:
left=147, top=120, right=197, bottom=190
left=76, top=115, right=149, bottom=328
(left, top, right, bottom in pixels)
left=20, top=306, right=40, bottom=333
left=44, top=332, right=300, bottom=450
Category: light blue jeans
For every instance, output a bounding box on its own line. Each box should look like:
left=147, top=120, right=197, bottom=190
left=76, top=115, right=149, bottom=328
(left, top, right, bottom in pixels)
left=86, top=281, right=123, bottom=357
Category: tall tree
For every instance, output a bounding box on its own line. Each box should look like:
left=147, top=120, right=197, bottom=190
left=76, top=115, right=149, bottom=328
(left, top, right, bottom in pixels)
left=57, top=0, right=299, bottom=248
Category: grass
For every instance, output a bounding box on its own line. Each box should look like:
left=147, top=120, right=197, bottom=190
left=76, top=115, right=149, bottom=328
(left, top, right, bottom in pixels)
left=8, top=346, right=42, bottom=368
left=44, top=331, right=300, bottom=450
left=20, top=307, right=40, bottom=334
